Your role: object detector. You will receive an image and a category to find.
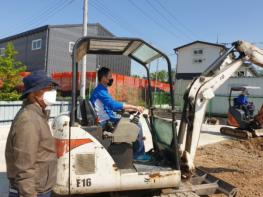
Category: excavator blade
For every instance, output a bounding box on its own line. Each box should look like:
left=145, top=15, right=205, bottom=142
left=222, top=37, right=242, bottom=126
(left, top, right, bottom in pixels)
left=253, top=129, right=263, bottom=137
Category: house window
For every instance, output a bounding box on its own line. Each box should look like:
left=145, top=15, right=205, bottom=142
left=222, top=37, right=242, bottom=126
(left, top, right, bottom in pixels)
left=32, top=39, right=42, bottom=50
left=0, top=48, right=5, bottom=56
left=69, top=42, right=75, bottom=53
left=237, top=71, right=245, bottom=77
left=193, top=48, right=203, bottom=55
left=193, top=58, right=204, bottom=64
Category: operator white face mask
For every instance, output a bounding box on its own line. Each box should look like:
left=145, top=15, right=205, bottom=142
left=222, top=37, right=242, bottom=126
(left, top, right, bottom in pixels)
left=43, top=90, right=57, bottom=106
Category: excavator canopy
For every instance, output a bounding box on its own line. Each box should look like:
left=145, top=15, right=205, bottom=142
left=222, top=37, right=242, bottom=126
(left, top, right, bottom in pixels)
left=230, top=85, right=261, bottom=92
left=74, top=37, right=163, bottom=65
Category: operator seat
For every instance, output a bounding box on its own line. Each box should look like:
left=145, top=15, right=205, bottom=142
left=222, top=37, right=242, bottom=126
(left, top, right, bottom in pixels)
left=80, top=98, right=139, bottom=169
left=79, top=99, right=98, bottom=126
left=79, top=99, right=113, bottom=149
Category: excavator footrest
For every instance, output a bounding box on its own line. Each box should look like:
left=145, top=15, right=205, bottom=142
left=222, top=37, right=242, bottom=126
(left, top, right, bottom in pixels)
left=191, top=168, right=237, bottom=196
left=160, top=168, right=237, bottom=197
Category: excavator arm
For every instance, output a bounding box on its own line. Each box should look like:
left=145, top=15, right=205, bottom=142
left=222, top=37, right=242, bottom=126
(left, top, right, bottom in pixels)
left=177, top=41, right=263, bottom=172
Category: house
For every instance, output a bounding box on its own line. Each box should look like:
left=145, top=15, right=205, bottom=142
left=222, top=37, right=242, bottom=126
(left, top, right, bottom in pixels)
left=0, top=24, right=131, bottom=75
left=173, top=40, right=258, bottom=80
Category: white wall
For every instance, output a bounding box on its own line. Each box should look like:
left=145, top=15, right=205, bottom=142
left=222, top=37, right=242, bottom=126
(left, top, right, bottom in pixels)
left=0, top=126, right=11, bottom=196
left=0, top=101, right=70, bottom=126
left=176, top=43, right=224, bottom=74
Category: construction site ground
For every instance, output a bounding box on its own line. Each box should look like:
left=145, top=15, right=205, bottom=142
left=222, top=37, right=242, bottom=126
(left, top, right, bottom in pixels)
left=0, top=117, right=262, bottom=196
left=195, top=137, right=263, bottom=197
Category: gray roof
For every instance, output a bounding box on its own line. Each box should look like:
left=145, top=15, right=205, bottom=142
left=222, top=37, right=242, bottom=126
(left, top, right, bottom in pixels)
left=0, top=23, right=113, bottom=43
left=174, top=40, right=227, bottom=52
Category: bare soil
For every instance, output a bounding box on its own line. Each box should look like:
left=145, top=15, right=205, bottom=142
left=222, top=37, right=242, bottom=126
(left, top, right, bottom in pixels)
left=195, top=137, right=263, bottom=197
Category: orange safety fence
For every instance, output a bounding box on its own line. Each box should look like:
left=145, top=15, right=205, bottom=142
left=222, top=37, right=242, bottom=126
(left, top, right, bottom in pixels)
left=52, top=72, right=170, bottom=93
left=15, top=71, right=171, bottom=104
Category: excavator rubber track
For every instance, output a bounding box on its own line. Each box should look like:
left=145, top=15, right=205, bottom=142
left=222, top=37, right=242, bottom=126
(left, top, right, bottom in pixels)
left=220, top=127, right=253, bottom=139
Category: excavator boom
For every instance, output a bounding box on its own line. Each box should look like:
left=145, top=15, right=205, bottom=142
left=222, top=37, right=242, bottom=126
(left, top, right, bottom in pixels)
left=178, top=41, right=263, bottom=172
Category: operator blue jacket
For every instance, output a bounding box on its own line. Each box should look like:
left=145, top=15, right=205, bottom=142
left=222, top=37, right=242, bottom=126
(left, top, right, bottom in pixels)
left=90, top=83, right=124, bottom=123
left=236, top=95, right=248, bottom=106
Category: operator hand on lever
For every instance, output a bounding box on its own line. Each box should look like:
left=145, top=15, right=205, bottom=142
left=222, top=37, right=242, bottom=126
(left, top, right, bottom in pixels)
left=123, top=104, right=144, bottom=113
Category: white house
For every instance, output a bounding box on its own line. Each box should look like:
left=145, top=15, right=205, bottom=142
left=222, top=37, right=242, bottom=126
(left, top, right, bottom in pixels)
left=174, top=40, right=258, bottom=80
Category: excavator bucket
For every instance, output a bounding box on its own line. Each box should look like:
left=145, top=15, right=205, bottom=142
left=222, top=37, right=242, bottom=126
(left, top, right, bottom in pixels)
left=236, top=40, right=263, bottom=67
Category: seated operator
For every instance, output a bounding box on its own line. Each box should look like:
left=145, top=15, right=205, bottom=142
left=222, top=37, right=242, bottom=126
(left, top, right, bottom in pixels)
left=235, top=90, right=254, bottom=118
left=90, top=67, right=151, bottom=162
left=236, top=90, right=249, bottom=106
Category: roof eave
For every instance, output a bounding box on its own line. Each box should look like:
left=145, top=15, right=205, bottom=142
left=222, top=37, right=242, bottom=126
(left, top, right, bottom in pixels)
left=173, top=40, right=227, bottom=52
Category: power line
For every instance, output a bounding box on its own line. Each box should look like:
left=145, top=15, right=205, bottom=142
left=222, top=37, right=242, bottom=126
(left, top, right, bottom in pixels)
left=1, top=0, right=68, bottom=38
left=24, top=0, right=69, bottom=27
left=33, top=0, right=76, bottom=27
left=90, top=1, right=136, bottom=36
left=1, top=0, right=61, bottom=36
left=155, top=1, right=202, bottom=40
left=145, top=0, right=194, bottom=41
left=127, top=0, right=186, bottom=40
left=92, top=0, right=176, bottom=58
left=93, top=0, right=150, bottom=38
left=96, top=0, right=138, bottom=31
left=94, top=0, right=165, bottom=45
left=91, top=0, right=176, bottom=56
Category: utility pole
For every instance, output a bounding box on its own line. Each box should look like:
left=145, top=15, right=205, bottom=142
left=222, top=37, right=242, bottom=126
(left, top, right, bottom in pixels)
left=80, top=0, right=88, bottom=99
left=154, top=58, right=159, bottom=93
left=95, top=64, right=101, bottom=86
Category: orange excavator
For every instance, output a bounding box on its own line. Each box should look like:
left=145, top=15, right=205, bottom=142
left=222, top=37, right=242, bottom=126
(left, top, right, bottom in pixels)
left=220, top=86, right=263, bottom=139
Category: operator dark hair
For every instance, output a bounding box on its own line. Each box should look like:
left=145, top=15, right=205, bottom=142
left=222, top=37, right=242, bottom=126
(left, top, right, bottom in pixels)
left=98, top=67, right=111, bottom=82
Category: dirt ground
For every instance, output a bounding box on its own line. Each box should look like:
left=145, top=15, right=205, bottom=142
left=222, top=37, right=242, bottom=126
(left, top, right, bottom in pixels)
left=195, top=137, right=263, bottom=197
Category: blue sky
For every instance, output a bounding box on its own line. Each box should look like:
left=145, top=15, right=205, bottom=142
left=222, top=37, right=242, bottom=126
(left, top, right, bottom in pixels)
left=0, top=0, right=263, bottom=75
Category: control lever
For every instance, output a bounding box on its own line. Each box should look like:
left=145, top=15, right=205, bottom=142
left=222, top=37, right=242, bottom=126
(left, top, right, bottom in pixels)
left=130, top=111, right=140, bottom=125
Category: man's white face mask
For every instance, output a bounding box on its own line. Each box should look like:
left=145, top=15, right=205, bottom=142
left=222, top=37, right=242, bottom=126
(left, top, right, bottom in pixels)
left=43, top=90, right=57, bottom=106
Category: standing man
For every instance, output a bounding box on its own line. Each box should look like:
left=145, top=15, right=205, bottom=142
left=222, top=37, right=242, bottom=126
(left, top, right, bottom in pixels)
left=90, top=67, right=151, bottom=161
left=5, top=71, right=58, bottom=197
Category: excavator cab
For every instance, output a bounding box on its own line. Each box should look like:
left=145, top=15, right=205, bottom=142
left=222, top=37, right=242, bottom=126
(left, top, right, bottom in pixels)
left=51, top=37, right=182, bottom=196
left=220, top=85, right=263, bottom=139
left=227, top=85, right=259, bottom=128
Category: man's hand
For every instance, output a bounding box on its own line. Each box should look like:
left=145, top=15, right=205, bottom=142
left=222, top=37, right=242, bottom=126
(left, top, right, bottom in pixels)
left=123, top=104, right=144, bottom=113
left=136, top=106, right=144, bottom=113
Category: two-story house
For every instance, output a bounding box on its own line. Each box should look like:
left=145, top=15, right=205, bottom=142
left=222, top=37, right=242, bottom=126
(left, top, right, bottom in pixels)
left=174, top=40, right=258, bottom=80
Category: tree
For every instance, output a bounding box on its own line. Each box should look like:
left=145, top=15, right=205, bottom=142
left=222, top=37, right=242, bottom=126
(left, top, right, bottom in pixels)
left=0, top=42, right=26, bottom=101
left=131, top=74, right=140, bottom=78
left=150, top=70, right=168, bottom=82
